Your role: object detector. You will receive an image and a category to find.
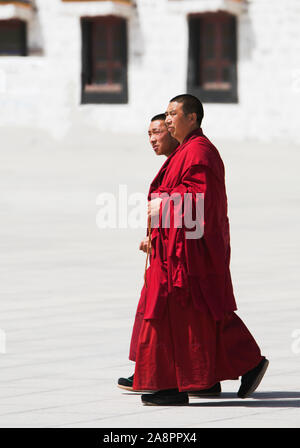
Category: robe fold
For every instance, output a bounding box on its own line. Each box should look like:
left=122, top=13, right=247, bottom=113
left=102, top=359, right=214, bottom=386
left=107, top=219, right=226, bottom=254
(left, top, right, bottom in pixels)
left=146, top=128, right=237, bottom=321
left=131, top=128, right=263, bottom=391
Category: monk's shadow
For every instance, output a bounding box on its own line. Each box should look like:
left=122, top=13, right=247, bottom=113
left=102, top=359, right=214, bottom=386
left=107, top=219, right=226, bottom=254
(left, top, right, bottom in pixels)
left=188, top=391, right=300, bottom=408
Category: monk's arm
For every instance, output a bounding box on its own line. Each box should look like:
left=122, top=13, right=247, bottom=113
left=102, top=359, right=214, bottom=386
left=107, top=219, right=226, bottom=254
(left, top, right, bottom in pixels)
left=158, top=164, right=211, bottom=226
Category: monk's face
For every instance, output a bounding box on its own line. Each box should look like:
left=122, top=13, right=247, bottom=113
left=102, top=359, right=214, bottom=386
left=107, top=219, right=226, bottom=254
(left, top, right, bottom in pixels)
left=148, top=119, right=176, bottom=157
left=165, top=101, right=197, bottom=144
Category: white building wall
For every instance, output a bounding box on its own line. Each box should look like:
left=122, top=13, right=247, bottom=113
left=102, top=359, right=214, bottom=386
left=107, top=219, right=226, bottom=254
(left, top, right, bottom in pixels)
left=0, top=0, right=299, bottom=142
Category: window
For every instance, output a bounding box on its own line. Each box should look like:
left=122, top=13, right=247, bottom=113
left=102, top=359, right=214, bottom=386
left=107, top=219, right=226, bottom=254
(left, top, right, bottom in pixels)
left=81, top=16, right=128, bottom=104
left=0, top=19, right=27, bottom=56
left=187, top=12, right=237, bottom=103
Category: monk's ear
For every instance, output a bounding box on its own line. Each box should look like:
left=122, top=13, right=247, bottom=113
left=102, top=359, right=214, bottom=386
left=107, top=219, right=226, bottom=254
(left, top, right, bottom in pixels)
left=188, top=112, right=197, bottom=125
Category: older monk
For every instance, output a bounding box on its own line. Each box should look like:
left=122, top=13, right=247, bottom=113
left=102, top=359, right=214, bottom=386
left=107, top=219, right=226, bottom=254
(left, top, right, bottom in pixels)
left=133, top=94, right=268, bottom=405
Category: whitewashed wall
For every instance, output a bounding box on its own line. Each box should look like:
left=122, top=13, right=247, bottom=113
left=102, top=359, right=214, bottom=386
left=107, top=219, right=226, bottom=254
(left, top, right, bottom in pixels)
left=0, top=0, right=299, bottom=142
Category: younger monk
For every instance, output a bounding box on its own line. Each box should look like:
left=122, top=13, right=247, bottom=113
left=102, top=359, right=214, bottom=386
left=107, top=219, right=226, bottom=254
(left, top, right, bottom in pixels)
left=133, top=94, right=269, bottom=405
left=117, top=114, right=178, bottom=391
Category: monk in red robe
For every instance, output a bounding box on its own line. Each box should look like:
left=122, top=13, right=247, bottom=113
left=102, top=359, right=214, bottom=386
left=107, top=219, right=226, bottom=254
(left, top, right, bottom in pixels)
left=133, top=94, right=269, bottom=405
left=117, top=114, right=178, bottom=391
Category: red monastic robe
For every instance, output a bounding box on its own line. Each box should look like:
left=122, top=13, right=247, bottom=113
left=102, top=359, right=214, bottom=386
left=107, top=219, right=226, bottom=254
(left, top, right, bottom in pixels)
left=131, top=129, right=262, bottom=391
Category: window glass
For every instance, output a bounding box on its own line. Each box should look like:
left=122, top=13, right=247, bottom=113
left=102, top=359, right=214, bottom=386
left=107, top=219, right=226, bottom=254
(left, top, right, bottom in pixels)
left=81, top=16, right=128, bottom=104
left=187, top=12, right=238, bottom=103
left=0, top=20, right=27, bottom=56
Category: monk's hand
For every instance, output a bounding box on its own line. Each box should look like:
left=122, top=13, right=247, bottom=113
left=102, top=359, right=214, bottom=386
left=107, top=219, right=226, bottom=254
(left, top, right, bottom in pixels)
left=147, top=197, right=162, bottom=218
left=139, top=236, right=149, bottom=253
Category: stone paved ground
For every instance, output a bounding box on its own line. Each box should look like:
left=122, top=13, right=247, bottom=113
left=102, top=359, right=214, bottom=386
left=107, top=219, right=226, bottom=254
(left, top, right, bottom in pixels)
left=0, top=129, right=299, bottom=428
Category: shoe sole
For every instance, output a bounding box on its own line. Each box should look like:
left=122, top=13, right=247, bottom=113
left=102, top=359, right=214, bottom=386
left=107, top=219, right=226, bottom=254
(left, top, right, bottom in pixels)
left=117, top=384, right=133, bottom=391
left=118, top=385, right=156, bottom=393
left=238, top=359, right=269, bottom=399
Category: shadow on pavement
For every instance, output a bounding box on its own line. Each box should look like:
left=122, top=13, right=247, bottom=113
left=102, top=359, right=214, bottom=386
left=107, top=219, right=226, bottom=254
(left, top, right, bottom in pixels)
left=188, top=391, right=300, bottom=407
left=251, top=391, right=300, bottom=399
left=122, top=391, right=300, bottom=407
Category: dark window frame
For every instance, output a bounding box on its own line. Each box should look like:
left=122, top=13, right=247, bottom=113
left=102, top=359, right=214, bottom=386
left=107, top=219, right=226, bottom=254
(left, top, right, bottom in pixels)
left=0, top=19, right=27, bottom=56
left=81, top=15, right=128, bottom=104
left=187, top=12, right=238, bottom=103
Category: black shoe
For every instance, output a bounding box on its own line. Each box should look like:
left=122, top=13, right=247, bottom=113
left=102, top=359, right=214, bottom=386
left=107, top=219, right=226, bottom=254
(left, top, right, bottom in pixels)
left=237, top=357, right=269, bottom=399
left=118, top=374, right=134, bottom=391
left=188, top=382, right=221, bottom=397
left=141, top=389, right=189, bottom=406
